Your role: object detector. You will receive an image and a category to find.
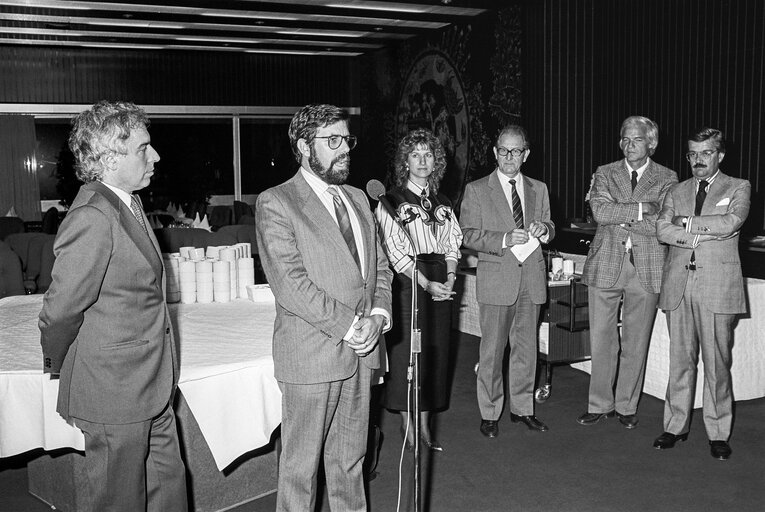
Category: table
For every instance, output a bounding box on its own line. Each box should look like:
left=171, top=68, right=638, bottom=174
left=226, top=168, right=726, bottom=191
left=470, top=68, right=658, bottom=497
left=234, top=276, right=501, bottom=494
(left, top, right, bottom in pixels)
left=0, top=289, right=282, bottom=511
left=454, top=272, right=765, bottom=408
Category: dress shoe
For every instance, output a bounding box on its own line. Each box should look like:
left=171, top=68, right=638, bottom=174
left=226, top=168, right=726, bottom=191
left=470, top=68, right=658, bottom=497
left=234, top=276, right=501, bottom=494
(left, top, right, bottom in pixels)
left=480, top=419, right=498, bottom=438
left=653, top=431, right=689, bottom=449
left=616, top=413, right=639, bottom=429
left=576, top=411, right=615, bottom=425
left=709, top=440, right=731, bottom=460
left=510, top=413, right=549, bottom=432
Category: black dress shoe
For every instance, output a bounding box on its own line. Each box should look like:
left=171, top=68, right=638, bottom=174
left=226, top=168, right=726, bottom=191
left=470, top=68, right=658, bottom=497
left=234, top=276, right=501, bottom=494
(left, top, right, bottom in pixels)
left=709, top=440, right=731, bottom=460
left=616, top=413, right=639, bottom=429
left=653, top=431, right=689, bottom=449
left=510, top=413, right=549, bottom=432
left=480, top=419, right=498, bottom=438
left=576, top=411, right=615, bottom=425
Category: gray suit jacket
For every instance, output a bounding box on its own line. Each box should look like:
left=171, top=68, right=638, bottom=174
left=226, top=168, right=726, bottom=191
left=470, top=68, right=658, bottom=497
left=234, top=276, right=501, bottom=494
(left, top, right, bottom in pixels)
left=256, top=172, right=393, bottom=384
left=40, top=181, right=177, bottom=424
left=582, top=159, right=677, bottom=293
left=460, top=171, right=555, bottom=306
left=657, top=172, right=750, bottom=314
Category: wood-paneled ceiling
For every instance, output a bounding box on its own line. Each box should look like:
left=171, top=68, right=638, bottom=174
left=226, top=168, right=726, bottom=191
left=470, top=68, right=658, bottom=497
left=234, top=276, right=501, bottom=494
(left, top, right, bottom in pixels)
left=0, top=0, right=497, bottom=56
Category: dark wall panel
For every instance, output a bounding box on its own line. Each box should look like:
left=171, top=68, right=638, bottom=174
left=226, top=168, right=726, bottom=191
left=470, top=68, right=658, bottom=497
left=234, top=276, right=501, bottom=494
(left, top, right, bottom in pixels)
left=522, top=0, right=765, bottom=232
left=0, top=46, right=359, bottom=107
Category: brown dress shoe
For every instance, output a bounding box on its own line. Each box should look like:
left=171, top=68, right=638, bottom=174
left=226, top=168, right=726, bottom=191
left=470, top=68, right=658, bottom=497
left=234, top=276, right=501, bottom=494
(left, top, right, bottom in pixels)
left=653, top=431, right=689, bottom=449
left=480, top=419, right=498, bottom=438
left=576, top=411, right=615, bottom=425
left=709, top=440, right=731, bottom=460
left=510, top=413, right=549, bottom=432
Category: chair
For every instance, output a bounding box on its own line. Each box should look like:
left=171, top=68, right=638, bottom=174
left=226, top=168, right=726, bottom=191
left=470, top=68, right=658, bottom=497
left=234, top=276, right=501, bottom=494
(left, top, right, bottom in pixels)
left=0, top=217, right=25, bottom=241
left=209, top=205, right=233, bottom=231
left=233, top=201, right=254, bottom=224
left=5, top=233, right=56, bottom=293
left=0, top=239, right=25, bottom=298
left=41, top=207, right=60, bottom=234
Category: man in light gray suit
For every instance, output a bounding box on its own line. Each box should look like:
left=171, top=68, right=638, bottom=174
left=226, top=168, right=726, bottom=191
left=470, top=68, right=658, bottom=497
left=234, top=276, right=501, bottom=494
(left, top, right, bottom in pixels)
left=653, top=127, right=750, bottom=460
left=578, top=116, right=678, bottom=429
left=256, top=104, right=392, bottom=511
left=39, top=101, right=186, bottom=511
left=461, top=125, right=555, bottom=437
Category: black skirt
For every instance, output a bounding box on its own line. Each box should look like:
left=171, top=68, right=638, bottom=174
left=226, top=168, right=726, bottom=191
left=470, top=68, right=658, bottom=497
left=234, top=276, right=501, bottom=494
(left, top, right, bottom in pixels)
left=383, top=253, right=452, bottom=412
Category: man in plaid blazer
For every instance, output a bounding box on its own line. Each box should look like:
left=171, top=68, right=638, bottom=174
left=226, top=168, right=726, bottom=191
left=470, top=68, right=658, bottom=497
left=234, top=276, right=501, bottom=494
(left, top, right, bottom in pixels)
left=578, top=116, right=677, bottom=429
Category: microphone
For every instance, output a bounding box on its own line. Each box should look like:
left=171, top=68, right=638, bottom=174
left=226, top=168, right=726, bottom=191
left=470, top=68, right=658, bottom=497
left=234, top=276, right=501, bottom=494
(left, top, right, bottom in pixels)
left=366, top=179, right=398, bottom=221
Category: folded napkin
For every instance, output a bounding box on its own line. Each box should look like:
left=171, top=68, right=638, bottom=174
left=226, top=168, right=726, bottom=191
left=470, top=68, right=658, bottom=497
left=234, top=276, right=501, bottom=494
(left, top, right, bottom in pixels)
left=510, top=236, right=540, bottom=263
left=5, top=206, right=17, bottom=217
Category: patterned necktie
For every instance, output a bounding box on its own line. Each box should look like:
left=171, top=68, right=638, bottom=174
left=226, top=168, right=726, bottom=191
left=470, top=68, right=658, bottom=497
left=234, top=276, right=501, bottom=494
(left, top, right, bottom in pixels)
left=130, top=195, right=148, bottom=234
left=509, top=179, right=524, bottom=229
left=695, top=180, right=708, bottom=215
left=631, top=170, right=638, bottom=192
left=327, top=187, right=361, bottom=270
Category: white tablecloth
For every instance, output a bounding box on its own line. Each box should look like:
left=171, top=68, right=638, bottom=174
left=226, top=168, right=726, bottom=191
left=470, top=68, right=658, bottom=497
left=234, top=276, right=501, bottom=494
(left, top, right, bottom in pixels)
left=0, top=289, right=281, bottom=470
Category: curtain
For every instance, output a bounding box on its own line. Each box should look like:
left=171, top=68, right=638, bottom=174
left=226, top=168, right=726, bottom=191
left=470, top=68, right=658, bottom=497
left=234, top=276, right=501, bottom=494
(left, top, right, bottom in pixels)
left=0, top=115, right=40, bottom=222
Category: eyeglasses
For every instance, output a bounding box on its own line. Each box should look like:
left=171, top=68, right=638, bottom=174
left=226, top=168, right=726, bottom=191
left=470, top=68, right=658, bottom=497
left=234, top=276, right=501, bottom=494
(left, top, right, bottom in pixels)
left=314, top=135, right=357, bottom=150
left=685, top=150, right=718, bottom=162
left=496, top=147, right=526, bottom=158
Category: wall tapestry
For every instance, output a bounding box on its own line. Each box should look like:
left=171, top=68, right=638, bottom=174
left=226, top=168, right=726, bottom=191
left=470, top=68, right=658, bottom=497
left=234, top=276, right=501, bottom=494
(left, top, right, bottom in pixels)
left=396, top=49, right=469, bottom=205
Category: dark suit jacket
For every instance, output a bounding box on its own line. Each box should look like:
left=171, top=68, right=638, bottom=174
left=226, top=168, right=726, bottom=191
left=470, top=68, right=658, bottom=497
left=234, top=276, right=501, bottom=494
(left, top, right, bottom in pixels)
left=460, top=171, right=555, bottom=306
left=657, top=172, right=750, bottom=314
left=40, top=181, right=178, bottom=424
left=255, top=171, right=392, bottom=384
left=582, top=159, right=677, bottom=293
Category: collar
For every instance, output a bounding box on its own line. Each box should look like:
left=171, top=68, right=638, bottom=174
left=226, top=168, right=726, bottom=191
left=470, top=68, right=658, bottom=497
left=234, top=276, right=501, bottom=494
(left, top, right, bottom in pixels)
left=100, top=181, right=133, bottom=209
left=495, top=169, right=524, bottom=185
left=407, top=179, right=429, bottom=196
left=696, top=170, right=720, bottom=186
left=624, top=158, right=650, bottom=176
left=300, top=166, right=334, bottom=196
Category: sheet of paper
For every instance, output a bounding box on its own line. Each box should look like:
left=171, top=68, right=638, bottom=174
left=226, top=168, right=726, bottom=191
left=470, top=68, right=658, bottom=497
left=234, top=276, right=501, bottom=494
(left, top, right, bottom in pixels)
left=510, top=235, right=540, bottom=263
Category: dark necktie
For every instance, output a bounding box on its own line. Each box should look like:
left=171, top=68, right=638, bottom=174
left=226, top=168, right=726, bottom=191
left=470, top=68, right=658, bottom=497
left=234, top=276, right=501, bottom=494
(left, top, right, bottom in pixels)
left=509, top=179, right=524, bottom=229
left=695, top=180, right=709, bottom=215
left=631, top=170, right=638, bottom=192
left=130, top=195, right=148, bottom=234
left=327, top=187, right=361, bottom=270
left=690, top=180, right=709, bottom=268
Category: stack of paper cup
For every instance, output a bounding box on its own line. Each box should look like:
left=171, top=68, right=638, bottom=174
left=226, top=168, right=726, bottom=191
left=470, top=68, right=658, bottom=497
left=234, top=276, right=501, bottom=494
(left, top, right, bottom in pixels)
left=551, top=257, right=564, bottom=274
left=179, top=246, right=194, bottom=260
left=237, top=257, right=255, bottom=298
left=213, top=260, right=231, bottom=303
left=219, top=247, right=238, bottom=299
left=563, top=259, right=575, bottom=275
left=164, top=255, right=181, bottom=303
left=190, top=247, right=205, bottom=261
left=195, top=260, right=214, bottom=303
left=235, top=242, right=252, bottom=259
left=179, top=260, right=196, bottom=304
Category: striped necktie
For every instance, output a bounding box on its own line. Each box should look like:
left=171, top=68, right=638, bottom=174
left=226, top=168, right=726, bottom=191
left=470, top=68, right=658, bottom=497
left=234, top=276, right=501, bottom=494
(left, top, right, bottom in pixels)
left=509, top=179, right=524, bottom=229
left=130, top=195, right=148, bottom=234
left=327, top=187, right=361, bottom=270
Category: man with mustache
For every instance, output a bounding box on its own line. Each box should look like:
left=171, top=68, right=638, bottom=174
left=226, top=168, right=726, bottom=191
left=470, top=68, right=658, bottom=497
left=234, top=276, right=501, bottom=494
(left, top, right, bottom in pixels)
left=39, top=101, right=187, bottom=511
left=653, top=127, right=750, bottom=460
left=578, top=116, right=677, bottom=429
left=256, top=104, right=392, bottom=511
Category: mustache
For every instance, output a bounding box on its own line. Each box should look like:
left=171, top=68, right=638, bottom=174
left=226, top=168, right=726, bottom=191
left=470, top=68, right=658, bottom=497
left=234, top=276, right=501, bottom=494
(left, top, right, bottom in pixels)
left=693, top=163, right=706, bottom=168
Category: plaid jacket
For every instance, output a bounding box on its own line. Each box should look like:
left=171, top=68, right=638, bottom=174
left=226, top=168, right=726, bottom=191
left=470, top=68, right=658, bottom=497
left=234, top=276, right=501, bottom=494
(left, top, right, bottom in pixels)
left=582, top=159, right=677, bottom=293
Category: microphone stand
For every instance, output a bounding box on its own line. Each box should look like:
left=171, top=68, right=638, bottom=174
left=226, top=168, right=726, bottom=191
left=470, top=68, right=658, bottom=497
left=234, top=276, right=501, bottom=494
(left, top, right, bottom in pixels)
left=389, top=211, right=422, bottom=512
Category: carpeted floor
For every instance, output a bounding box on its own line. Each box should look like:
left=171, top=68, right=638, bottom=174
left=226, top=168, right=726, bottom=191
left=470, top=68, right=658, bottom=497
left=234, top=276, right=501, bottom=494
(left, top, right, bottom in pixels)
left=2, top=330, right=763, bottom=511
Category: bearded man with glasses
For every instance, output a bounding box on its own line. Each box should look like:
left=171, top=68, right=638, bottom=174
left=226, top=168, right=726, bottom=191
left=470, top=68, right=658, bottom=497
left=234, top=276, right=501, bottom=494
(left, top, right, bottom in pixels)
left=256, top=104, right=392, bottom=510
left=577, top=116, right=678, bottom=431
left=461, top=124, right=555, bottom=438
left=653, top=127, right=751, bottom=461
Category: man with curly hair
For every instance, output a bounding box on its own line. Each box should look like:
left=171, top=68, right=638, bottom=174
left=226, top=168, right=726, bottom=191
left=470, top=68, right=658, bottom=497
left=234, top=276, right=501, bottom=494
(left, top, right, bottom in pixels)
left=39, top=100, right=187, bottom=511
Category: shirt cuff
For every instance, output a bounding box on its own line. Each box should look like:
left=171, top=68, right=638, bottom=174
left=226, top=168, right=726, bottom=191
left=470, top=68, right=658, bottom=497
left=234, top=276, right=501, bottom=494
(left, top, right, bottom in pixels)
left=343, top=316, right=360, bottom=341
left=638, top=202, right=643, bottom=221
left=371, top=308, right=392, bottom=333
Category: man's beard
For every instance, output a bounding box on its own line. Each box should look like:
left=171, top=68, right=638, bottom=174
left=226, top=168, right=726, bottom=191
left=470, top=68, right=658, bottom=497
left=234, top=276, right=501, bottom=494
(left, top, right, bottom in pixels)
left=309, top=147, right=350, bottom=185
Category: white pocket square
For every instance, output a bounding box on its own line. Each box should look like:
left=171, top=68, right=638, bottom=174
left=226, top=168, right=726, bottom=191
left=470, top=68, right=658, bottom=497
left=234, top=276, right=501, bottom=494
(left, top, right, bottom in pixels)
left=716, top=198, right=731, bottom=206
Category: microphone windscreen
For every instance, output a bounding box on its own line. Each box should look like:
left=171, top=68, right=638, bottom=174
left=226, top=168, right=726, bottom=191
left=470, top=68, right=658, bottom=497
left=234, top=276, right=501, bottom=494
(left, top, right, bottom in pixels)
left=366, top=179, right=386, bottom=200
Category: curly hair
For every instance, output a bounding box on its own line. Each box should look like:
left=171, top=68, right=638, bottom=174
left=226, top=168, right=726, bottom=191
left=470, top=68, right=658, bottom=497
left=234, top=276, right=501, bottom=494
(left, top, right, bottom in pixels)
left=392, top=128, right=447, bottom=193
left=68, top=100, right=150, bottom=183
left=288, top=104, right=349, bottom=163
